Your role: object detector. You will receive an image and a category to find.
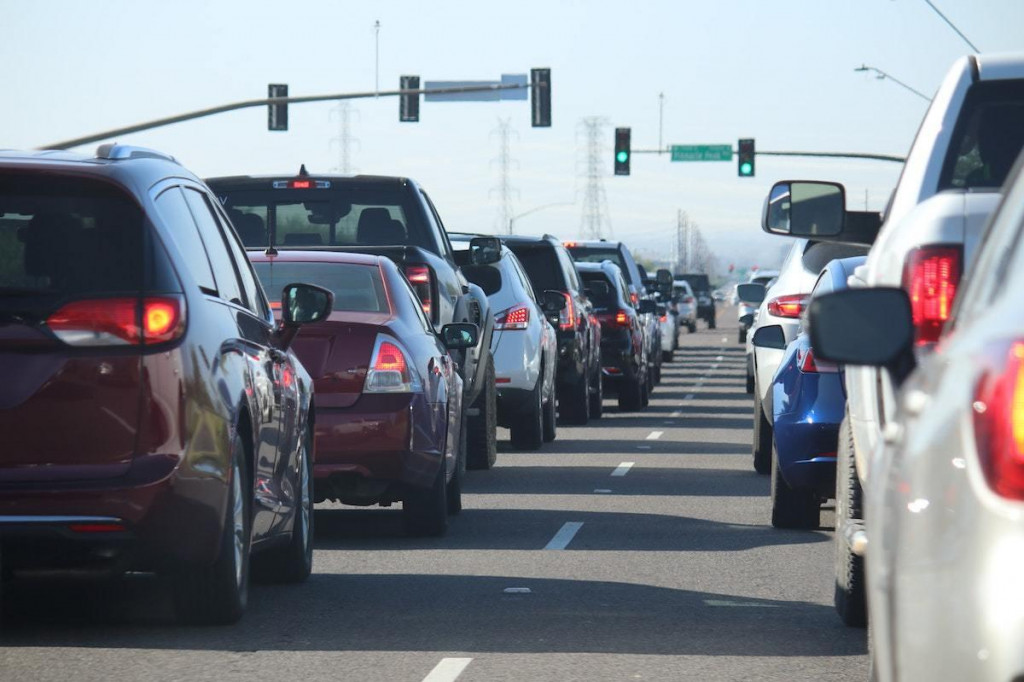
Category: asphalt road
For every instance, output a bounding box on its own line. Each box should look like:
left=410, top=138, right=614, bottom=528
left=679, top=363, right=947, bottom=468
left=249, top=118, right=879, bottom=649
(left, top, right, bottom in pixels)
left=0, top=307, right=869, bottom=681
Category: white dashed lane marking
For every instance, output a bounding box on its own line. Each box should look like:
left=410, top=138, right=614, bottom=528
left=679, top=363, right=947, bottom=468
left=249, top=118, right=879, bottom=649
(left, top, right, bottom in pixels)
left=611, top=462, right=635, bottom=476
left=422, top=658, right=473, bottom=682
left=545, top=522, right=584, bottom=550
left=646, top=431, right=663, bottom=441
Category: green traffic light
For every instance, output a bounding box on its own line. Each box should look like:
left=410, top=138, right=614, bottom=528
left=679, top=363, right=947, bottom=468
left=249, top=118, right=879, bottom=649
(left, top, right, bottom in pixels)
left=616, top=151, right=629, bottom=163
left=740, top=162, right=753, bottom=176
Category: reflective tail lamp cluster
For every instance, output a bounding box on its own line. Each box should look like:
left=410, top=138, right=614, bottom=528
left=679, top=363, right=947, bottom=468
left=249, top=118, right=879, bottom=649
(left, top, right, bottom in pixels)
left=558, top=292, right=576, bottom=331
left=798, top=347, right=838, bottom=374
left=364, top=335, right=420, bottom=393
left=46, top=296, right=185, bottom=346
left=973, top=341, right=1024, bottom=500
left=495, top=304, right=530, bottom=330
left=767, top=294, right=809, bottom=319
left=902, top=245, right=961, bottom=346
left=405, top=264, right=433, bottom=319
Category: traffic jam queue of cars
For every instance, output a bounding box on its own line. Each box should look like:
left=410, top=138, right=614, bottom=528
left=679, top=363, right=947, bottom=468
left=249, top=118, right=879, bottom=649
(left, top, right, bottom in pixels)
left=0, top=148, right=695, bottom=624
left=734, top=53, right=1024, bottom=682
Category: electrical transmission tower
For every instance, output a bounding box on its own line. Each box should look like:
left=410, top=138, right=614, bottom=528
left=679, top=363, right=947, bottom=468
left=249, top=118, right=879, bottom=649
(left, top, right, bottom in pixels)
left=490, top=118, right=518, bottom=234
left=675, top=210, right=714, bottom=274
left=578, top=117, right=611, bottom=240
left=330, top=101, right=357, bottom=173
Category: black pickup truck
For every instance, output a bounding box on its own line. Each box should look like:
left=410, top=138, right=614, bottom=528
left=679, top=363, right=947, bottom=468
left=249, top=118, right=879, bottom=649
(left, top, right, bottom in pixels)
left=206, top=170, right=499, bottom=469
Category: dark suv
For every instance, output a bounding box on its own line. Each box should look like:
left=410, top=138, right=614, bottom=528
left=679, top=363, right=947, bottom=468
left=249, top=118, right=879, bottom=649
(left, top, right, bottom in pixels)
left=501, top=235, right=602, bottom=423
left=0, top=145, right=331, bottom=624
left=576, top=262, right=650, bottom=411
left=676, top=273, right=716, bottom=328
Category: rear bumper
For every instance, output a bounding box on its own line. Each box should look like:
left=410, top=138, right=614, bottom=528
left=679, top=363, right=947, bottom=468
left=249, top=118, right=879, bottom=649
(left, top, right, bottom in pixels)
left=312, top=393, right=444, bottom=503
left=773, top=416, right=841, bottom=498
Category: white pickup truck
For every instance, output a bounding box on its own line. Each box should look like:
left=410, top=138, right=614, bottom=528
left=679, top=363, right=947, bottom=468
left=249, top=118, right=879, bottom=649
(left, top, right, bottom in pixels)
left=760, top=52, right=1024, bottom=631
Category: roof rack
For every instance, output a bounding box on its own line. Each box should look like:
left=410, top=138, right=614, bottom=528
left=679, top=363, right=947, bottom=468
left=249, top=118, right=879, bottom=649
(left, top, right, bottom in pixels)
left=95, top=143, right=178, bottom=164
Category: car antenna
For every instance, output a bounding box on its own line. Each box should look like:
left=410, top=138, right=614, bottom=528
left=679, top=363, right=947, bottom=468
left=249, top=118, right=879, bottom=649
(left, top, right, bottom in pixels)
left=298, top=164, right=309, bottom=177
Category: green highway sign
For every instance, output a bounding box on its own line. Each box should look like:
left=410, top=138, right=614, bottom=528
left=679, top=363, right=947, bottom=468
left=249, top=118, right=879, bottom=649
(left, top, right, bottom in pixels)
left=671, top=144, right=733, bottom=162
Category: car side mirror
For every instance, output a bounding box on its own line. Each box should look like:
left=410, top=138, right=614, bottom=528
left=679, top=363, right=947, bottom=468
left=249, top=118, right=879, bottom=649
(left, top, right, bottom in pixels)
left=655, top=268, right=673, bottom=286
left=469, top=237, right=502, bottom=265
left=639, top=299, right=657, bottom=315
left=751, top=324, right=786, bottom=350
left=282, top=283, right=333, bottom=326
left=736, top=283, right=766, bottom=305
left=809, top=288, right=916, bottom=385
left=441, top=323, right=479, bottom=350
left=763, top=181, right=845, bottom=237
left=739, top=313, right=755, bottom=328
left=541, top=290, right=567, bottom=313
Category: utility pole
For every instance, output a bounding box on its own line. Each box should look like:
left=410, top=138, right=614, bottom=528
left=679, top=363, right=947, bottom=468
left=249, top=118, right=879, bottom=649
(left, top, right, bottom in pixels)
left=658, top=93, right=665, bottom=155
left=491, top=118, right=518, bottom=234
left=374, top=20, right=381, bottom=96
left=579, top=116, right=611, bottom=240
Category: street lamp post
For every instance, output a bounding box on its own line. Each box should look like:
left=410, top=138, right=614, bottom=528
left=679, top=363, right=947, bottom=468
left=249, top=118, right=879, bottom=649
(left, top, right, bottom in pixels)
left=508, top=201, right=575, bottom=235
left=854, top=64, right=931, bottom=102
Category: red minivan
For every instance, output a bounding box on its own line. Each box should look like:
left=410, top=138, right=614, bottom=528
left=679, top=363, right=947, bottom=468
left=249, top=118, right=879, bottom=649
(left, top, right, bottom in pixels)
left=0, top=146, right=331, bottom=624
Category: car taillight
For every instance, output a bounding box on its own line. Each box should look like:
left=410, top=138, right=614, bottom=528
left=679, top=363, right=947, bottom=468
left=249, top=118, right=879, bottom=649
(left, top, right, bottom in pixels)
left=558, top=292, right=576, bottom=331
left=659, top=313, right=667, bottom=323
left=364, top=335, right=420, bottom=393
left=630, top=291, right=639, bottom=307
left=973, top=341, right=1024, bottom=500
left=46, top=296, right=185, bottom=346
left=798, top=347, right=838, bottom=374
left=495, top=304, right=530, bottom=330
left=902, top=245, right=961, bottom=346
left=405, top=264, right=433, bottom=319
left=614, top=310, right=630, bottom=327
left=684, top=296, right=694, bottom=304
left=767, top=294, right=808, bottom=319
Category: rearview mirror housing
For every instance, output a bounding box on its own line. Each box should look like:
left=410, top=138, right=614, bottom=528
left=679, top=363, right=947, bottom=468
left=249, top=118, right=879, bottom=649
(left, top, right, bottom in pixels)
left=751, top=324, right=787, bottom=350
left=541, top=290, right=567, bottom=313
left=762, top=181, right=881, bottom=246
left=441, top=323, right=480, bottom=350
left=281, top=283, right=334, bottom=326
left=736, top=283, right=767, bottom=306
left=469, top=237, right=502, bottom=265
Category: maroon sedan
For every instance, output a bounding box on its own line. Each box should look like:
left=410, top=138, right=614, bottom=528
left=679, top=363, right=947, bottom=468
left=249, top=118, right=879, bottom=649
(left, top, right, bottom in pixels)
left=248, top=251, right=476, bottom=537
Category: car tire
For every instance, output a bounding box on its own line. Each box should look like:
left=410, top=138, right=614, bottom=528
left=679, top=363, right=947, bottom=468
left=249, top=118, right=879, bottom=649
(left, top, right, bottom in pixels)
left=688, top=322, right=697, bottom=333
left=446, top=416, right=466, bottom=516
left=403, top=457, right=448, bottom=537
left=466, top=357, right=497, bottom=470
left=173, top=431, right=250, bottom=625
left=510, top=377, right=544, bottom=451
left=640, top=369, right=651, bottom=408
left=617, top=374, right=644, bottom=411
left=542, top=373, right=557, bottom=443
left=708, top=315, right=717, bottom=330
left=560, top=370, right=590, bottom=426
left=745, top=372, right=755, bottom=394
left=589, top=369, right=604, bottom=419
left=251, top=425, right=314, bottom=584
left=752, top=393, right=773, bottom=475
left=835, top=414, right=868, bottom=627
left=770, top=443, right=820, bottom=529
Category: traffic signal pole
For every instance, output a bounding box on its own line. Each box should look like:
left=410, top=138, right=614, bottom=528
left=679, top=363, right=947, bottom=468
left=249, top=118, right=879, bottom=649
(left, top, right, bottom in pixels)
left=42, top=81, right=539, bottom=151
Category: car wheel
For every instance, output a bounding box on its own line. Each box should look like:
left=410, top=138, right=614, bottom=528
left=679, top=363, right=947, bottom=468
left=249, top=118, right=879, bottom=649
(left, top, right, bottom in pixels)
left=617, top=374, right=644, bottom=411
left=770, top=443, right=820, bottom=529
left=835, top=413, right=867, bottom=627
left=745, top=372, right=755, bottom=394
left=466, top=357, right=497, bottom=470
left=640, top=368, right=651, bottom=408
left=542, top=372, right=557, bottom=443
left=560, top=370, right=590, bottom=426
left=252, top=424, right=314, bottom=584
left=662, top=350, right=674, bottom=363
left=403, top=457, right=448, bottom=537
left=446, top=416, right=466, bottom=515
left=510, top=377, right=544, bottom=450
left=173, top=430, right=250, bottom=624
left=588, top=368, right=604, bottom=419
left=688, top=322, right=697, bottom=333
left=752, top=393, right=772, bottom=475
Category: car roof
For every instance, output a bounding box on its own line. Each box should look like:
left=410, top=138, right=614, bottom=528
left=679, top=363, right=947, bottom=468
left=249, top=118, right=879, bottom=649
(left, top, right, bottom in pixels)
left=247, top=250, right=383, bottom=266
left=976, top=52, right=1024, bottom=81
left=0, top=145, right=198, bottom=192
left=205, top=172, right=414, bottom=189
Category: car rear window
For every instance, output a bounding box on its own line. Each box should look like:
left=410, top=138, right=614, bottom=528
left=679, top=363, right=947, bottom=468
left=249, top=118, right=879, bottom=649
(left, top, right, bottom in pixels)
left=251, top=261, right=388, bottom=313
left=213, top=185, right=431, bottom=251
left=579, top=271, right=617, bottom=309
left=0, top=174, right=173, bottom=317
left=567, top=246, right=627, bottom=274
left=940, top=80, right=1024, bottom=190
left=506, top=245, right=565, bottom=293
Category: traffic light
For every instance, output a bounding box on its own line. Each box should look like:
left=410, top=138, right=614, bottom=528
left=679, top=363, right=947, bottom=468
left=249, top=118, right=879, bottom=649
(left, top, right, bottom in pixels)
left=531, top=68, right=551, bottom=127
left=268, top=84, right=288, bottom=131
left=738, top=138, right=755, bottom=177
left=614, top=127, right=631, bottom=175
left=399, top=75, right=420, bottom=122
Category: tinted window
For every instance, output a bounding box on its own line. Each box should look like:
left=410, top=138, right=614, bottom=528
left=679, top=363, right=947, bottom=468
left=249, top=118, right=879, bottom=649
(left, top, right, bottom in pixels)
left=940, top=80, right=1024, bottom=190
left=568, top=246, right=626, bottom=272
left=214, top=202, right=271, bottom=320
left=155, top=187, right=217, bottom=293
left=556, top=247, right=581, bottom=290
left=579, top=271, right=616, bottom=309
left=507, top=245, right=565, bottom=293
left=251, top=261, right=388, bottom=313
left=183, top=188, right=244, bottom=305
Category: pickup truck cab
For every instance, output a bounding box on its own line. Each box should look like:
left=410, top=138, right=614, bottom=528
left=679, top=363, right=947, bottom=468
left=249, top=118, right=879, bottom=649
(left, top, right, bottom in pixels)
left=206, top=171, right=500, bottom=469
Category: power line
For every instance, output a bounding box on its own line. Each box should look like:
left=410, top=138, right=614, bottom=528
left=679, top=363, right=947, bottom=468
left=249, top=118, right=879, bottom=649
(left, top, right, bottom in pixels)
left=922, top=0, right=979, bottom=52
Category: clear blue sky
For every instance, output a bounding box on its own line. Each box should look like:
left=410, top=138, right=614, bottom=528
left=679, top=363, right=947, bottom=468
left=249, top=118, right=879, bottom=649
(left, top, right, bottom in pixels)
left=4, top=0, right=1023, bottom=272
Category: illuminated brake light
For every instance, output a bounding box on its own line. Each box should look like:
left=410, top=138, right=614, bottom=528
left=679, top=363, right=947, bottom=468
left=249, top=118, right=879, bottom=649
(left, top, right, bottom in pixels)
left=563, top=241, right=578, bottom=248
left=902, top=245, right=961, bottom=346
left=404, top=264, right=433, bottom=318
left=798, top=347, right=838, bottom=374
left=495, top=304, right=530, bottom=330
left=365, top=336, right=421, bottom=393
left=767, top=294, right=808, bottom=319
left=659, top=314, right=667, bottom=323
left=974, top=341, right=1024, bottom=500
left=630, top=291, right=639, bottom=307
left=614, top=310, right=630, bottom=327
left=558, top=292, right=576, bottom=331
left=47, top=296, right=185, bottom=346
left=291, top=180, right=312, bottom=189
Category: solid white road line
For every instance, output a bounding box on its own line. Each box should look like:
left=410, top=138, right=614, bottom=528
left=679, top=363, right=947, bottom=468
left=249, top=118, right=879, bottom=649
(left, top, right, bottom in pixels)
left=594, top=488, right=612, bottom=494
left=646, top=431, right=663, bottom=440
left=611, top=462, right=635, bottom=476
left=545, top=522, right=583, bottom=550
left=423, top=658, right=473, bottom=682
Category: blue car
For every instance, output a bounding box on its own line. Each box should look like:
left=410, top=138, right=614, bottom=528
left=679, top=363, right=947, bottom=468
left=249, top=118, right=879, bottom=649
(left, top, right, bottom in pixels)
left=767, top=255, right=866, bottom=529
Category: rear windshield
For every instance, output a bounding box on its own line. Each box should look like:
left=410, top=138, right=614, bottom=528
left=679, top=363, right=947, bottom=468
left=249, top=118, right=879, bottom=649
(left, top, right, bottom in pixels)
left=940, top=80, right=1024, bottom=190
left=567, top=246, right=628, bottom=278
left=677, top=274, right=710, bottom=294
left=0, top=174, right=166, bottom=315
left=579, top=271, right=617, bottom=309
left=213, top=186, right=431, bottom=251
left=506, top=245, right=565, bottom=293
left=251, top=261, right=388, bottom=313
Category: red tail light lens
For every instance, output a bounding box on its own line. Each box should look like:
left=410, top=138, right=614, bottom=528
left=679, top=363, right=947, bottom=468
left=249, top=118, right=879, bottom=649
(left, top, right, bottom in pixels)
left=659, top=314, right=668, bottom=323
left=974, top=341, right=1024, bottom=500
left=798, top=347, right=838, bottom=374
left=558, top=292, right=576, bottom=331
left=405, top=264, right=433, bottom=319
left=47, top=296, right=185, bottom=346
left=902, top=245, right=961, bottom=346
left=365, top=336, right=420, bottom=393
left=69, top=523, right=127, bottom=534
left=495, top=304, right=530, bottom=330
left=767, top=294, right=808, bottom=319
left=630, top=291, right=639, bottom=307
left=614, top=310, right=630, bottom=327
